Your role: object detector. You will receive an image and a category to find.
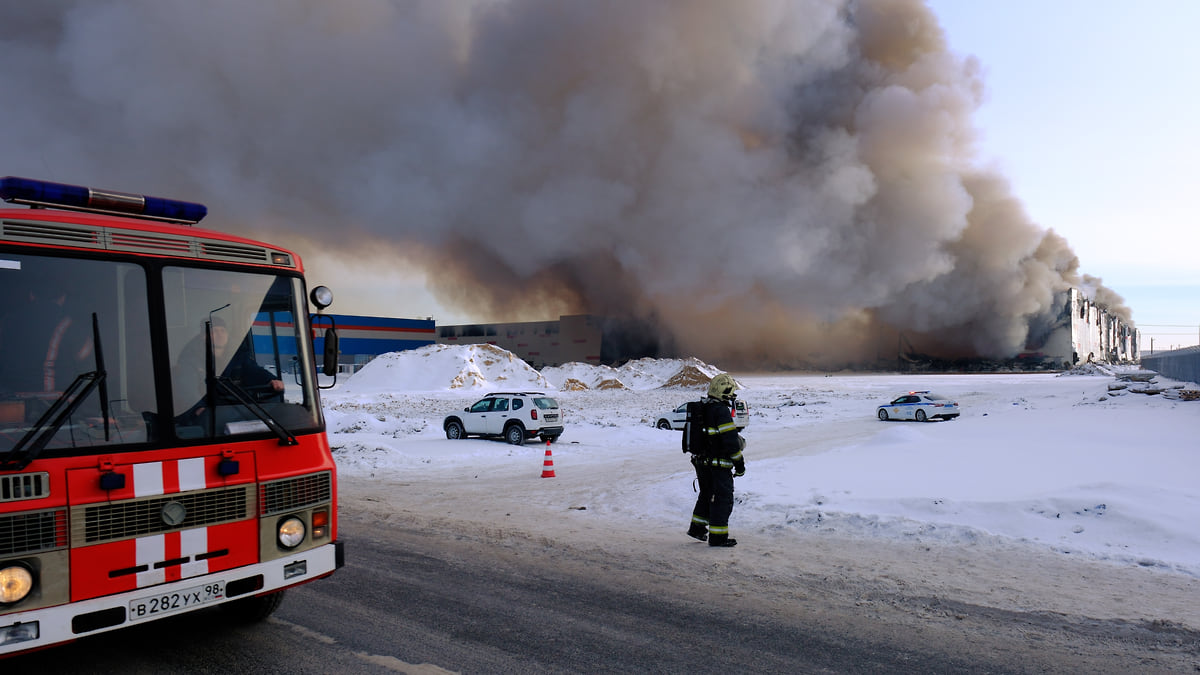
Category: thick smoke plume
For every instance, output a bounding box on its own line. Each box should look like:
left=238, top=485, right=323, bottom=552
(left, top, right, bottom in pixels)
left=1, top=0, right=1129, bottom=367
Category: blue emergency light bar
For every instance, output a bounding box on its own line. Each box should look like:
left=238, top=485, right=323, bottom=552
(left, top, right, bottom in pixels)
left=0, top=176, right=207, bottom=224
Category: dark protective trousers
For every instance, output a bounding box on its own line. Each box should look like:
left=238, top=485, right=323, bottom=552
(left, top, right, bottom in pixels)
left=691, top=459, right=734, bottom=530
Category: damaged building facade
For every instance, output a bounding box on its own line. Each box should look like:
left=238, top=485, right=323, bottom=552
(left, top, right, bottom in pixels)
left=902, top=287, right=1141, bottom=372
left=1026, top=288, right=1140, bottom=368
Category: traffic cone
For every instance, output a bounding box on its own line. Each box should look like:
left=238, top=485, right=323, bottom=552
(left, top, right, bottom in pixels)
left=541, top=441, right=556, bottom=478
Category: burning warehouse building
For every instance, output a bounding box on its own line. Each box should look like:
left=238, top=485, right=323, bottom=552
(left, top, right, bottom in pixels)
left=1037, top=288, right=1140, bottom=367
left=437, top=315, right=663, bottom=369
left=437, top=287, right=1138, bottom=371
left=881, top=286, right=1140, bottom=373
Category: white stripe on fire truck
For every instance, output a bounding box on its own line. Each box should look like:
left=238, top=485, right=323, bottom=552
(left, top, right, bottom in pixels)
left=136, top=534, right=166, bottom=588
left=180, top=527, right=209, bottom=578
left=133, top=462, right=164, bottom=498
left=132, top=458, right=210, bottom=497
left=178, top=457, right=206, bottom=492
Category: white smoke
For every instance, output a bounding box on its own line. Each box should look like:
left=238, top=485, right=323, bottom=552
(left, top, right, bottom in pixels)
left=0, top=0, right=1129, bottom=366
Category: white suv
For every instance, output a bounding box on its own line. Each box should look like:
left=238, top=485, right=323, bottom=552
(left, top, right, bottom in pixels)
left=443, top=392, right=564, bottom=445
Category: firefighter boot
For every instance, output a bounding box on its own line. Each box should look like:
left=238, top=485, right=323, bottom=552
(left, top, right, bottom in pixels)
left=708, top=533, right=738, bottom=547
left=687, top=523, right=708, bottom=542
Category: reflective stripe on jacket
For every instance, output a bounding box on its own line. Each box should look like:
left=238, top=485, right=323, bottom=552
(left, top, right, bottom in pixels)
left=692, top=455, right=736, bottom=469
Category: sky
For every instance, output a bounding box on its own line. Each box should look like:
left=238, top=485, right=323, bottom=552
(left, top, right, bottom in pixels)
left=926, top=0, right=1200, bottom=352
left=325, top=344, right=1200, bottom=580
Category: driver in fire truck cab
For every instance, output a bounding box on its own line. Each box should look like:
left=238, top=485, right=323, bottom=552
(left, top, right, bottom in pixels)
left=173, top=315, right=284, bottom=430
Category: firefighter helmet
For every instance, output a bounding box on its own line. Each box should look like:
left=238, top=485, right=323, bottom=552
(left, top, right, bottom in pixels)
left=707, top=373, right=737, bottom=401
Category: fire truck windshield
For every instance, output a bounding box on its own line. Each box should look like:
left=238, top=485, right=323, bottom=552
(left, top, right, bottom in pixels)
left=166, top=266, right=319, bottom=442
left=0, top=252, right=322, bottom=456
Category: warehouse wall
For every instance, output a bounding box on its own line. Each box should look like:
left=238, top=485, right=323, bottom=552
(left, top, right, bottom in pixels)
left=1141, top=346, right=1200, bottom=386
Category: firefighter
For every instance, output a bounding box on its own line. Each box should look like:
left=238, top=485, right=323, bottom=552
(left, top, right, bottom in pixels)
left=685, top=373, right=746, bottom=547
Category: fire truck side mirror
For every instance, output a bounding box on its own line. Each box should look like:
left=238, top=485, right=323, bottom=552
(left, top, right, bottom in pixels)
left=309, top=286, right=337, bottom=381
left=322, top=326, right=339, bottom=377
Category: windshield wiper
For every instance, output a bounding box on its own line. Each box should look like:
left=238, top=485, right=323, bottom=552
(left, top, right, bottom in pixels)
left=201, top=316, right=296, bottom=446
left=210, top=376, right=297, bottom=446
left=1, top=314, right=110, bottom=471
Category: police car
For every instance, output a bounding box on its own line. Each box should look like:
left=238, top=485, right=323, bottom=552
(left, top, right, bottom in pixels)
left=876, top=391, right=960, bottom=422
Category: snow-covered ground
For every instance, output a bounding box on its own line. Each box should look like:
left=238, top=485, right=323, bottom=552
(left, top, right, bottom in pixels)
left=324, top=344, right=1200, bottom=578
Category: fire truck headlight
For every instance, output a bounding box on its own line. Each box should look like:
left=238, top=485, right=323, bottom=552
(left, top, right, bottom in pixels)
left=277, top=517, right=307, bottom=549
left=0, top=564, right=34, bottom=605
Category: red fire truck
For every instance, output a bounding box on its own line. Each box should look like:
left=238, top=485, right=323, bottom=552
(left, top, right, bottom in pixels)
left=0, top=176, right=344, bottom=655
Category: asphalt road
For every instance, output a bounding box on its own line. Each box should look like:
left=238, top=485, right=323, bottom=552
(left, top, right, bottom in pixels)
left=8, top=515, right=1198, bottom=674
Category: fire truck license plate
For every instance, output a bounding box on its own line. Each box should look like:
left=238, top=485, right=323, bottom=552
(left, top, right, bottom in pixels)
left=129, top=581, right=226, bottom=621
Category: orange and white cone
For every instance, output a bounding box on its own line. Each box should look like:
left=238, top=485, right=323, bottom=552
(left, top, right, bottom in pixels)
left=541, top=441, right=556, bottom=478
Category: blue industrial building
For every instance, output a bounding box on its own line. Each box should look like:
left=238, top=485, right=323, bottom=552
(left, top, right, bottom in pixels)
left=310, top=314, right=436, bottom=372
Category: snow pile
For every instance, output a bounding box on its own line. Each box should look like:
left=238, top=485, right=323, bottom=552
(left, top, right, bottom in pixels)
left=541, top=362, right=625, bottom=391
left=339, top=345, right=731, bottom=394
left=542, top=356, right=725, bottom=391
left=339, top=344, right=551, bottom=393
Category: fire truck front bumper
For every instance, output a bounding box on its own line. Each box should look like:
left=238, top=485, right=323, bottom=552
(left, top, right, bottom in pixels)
left=0, top=540, right=344, bottom=656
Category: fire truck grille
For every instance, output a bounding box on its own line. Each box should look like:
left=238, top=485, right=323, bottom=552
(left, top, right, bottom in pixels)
left=0, top=508, right=68, bottom=556
left=199, top=241, right=276, bottom=264
left=0, top=472, right=50, bottom=502
left=0, top=220, right=295, bottom=267
left=0, top=220, right=103, bottom=248
left=76, top=486, right=254, bottom=545
left=260, top=472, right=332, bottom=516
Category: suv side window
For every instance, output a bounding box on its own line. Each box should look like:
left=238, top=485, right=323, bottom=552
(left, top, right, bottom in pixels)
left=470, top=399, right=493, bottom=413
left=493, top=398, right=509, bottom=412
left=511, top=398, right=523, bottom=411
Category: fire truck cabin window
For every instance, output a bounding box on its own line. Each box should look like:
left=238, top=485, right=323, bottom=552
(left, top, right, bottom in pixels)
left=0, top=254, right=154, bottom=453
left=164, top=267, right=319, bottom=440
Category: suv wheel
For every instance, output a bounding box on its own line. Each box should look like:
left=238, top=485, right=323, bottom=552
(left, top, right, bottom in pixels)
left=446, top=420, right=465, bottom=439
left=505, top=424, right=526, bottom=445
left=656, top=419, right=673, bottom=430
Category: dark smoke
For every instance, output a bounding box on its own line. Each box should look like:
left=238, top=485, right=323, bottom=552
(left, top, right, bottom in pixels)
left=1, top=0, right=1129, bottom=367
